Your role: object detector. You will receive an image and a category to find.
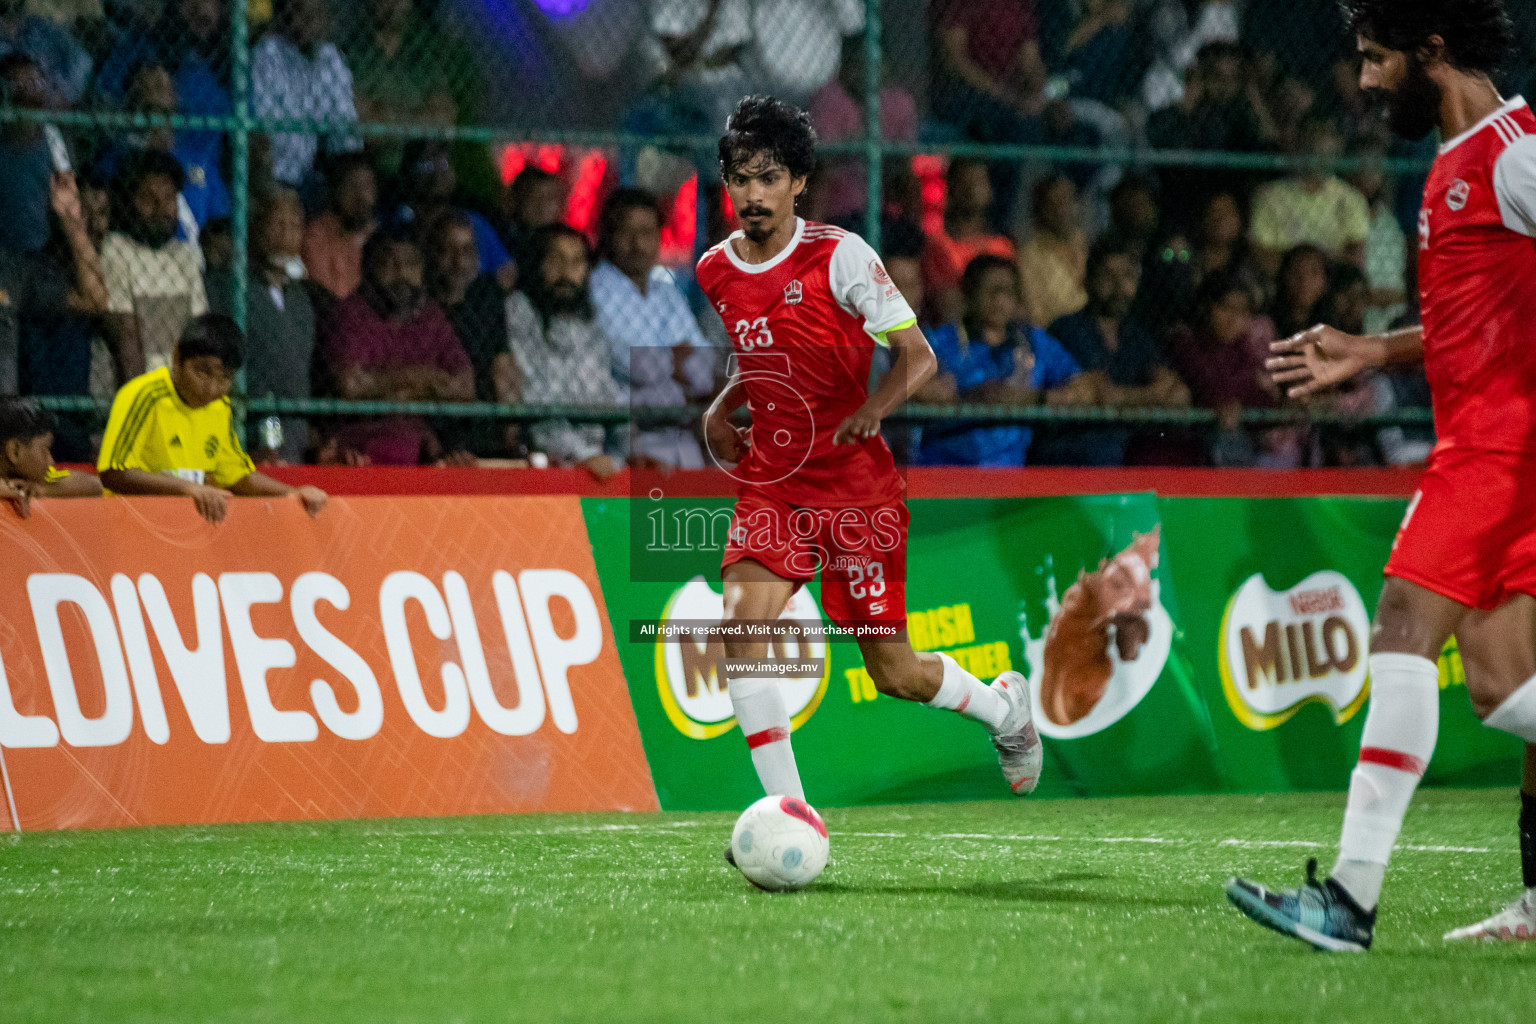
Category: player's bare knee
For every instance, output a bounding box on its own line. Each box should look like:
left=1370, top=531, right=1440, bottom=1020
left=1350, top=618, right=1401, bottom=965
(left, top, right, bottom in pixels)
left=1371, top=580, right=1461, bottom=660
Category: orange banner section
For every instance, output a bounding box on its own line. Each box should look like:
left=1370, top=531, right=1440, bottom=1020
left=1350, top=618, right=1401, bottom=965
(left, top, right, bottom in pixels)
left=0, top=496, right=658, bottom=831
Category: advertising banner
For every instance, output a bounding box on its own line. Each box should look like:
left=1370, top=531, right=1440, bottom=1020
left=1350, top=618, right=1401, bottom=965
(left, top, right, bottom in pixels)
left=1159, top=498, right=1522, bottom=792
left=0, top=497, right=658, bottom=831
left=586, top=493, right=1521, bottom=811
left=585, top=494, right=1223, bottom=810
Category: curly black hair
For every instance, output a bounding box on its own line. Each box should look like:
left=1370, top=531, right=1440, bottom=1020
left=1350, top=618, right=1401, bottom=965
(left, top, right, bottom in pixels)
left=1342, top=0, right=1513, bottom=74
left=718, top=95, right=817, bottom=180
left=0, top=397, right=56, bottom=446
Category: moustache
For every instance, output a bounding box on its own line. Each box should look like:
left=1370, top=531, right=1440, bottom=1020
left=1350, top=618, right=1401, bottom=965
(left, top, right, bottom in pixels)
left=741, top=207, right=771, bottom=218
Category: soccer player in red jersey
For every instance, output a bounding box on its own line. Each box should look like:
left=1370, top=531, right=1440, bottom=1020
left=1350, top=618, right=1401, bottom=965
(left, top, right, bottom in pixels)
left=697, top=96, right=1043, bottom=825
left=1226, top=0, right=1536, bottom=950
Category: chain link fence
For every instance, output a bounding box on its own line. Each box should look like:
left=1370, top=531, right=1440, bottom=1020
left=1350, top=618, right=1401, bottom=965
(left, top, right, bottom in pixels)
left=0, top=0, right=1515, bottom=469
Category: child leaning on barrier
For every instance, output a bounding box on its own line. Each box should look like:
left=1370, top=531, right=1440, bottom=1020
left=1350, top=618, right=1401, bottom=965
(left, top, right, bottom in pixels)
left=97, top=313, right=328, bottom=524
left=0, top=398, right=103, bottom=518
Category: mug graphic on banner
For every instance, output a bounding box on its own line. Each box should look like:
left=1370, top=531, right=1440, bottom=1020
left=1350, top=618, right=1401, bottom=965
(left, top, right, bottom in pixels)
left=1217, top=570, right=1371, bottom=731
left=1023, top=529, right=1173, bottom=739
left=654, top=577, right=830, bottom=740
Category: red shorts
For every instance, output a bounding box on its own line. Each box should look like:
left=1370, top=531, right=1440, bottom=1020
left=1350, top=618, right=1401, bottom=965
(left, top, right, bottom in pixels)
left=721, top=490, right=908, bottom=632
left=1385, top=446, right=1536, bottom=610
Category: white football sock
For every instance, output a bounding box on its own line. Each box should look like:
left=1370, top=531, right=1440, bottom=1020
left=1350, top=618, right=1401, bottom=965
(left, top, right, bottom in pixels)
left=728, top=675, right=804, bottom=800
left=1333, top=653, right=1440, bottom=910
left=1484, top=676, right=1536, bottom=742
left=927, top=652, right=1010, bottom=732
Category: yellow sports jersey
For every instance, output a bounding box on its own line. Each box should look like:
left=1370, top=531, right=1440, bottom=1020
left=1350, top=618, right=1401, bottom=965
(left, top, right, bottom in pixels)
left=98, top=368, right=254, bottom=488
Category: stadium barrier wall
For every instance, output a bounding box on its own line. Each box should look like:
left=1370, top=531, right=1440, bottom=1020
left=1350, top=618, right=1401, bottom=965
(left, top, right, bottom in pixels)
left=0, top=497, right=659, bottom=831
left=0, top=471, right=1520, bottom=828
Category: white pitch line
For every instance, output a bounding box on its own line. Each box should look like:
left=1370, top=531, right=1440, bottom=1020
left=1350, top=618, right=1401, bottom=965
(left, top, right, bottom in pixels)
left=834, top=831, right=1496, bottom=854
left=493, top=823, right=1499, bottom=855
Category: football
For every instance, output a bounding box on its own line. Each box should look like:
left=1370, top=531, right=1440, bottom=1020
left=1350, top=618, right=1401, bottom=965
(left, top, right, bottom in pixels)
left=729, top=795, right=831, bottom=891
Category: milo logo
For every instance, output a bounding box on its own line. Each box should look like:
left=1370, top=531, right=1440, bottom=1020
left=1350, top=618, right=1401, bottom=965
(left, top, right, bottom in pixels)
left=1218, top=571, right=1370, bottom=730
left=654, top=577, right=829, bottom=739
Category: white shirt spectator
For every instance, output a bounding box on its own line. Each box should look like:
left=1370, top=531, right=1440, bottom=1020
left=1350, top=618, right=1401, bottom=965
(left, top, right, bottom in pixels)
left=591, top=260, right=714, bottom=405
left=591, top=259, right=717, bottom=469
left=643, top=0, right=752, bottom=90
left=252, top=33, right=360, bottom=185
left=1143, top=0, right=1241, bottom=112
left=101, top=232, right=209, bottom=372
left=505, top=290, right=624, bottom=465
left=752, top=0, right=848, bottom=98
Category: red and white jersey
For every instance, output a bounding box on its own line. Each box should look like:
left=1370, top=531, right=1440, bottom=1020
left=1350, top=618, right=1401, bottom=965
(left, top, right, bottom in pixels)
left=697, top=219, right=917, bottom=507
left=1419, top=96, right=1536, bottom=455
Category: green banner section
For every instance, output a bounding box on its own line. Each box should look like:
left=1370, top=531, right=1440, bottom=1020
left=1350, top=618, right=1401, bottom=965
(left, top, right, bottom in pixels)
left=583, top=495, right=1522, bottom=811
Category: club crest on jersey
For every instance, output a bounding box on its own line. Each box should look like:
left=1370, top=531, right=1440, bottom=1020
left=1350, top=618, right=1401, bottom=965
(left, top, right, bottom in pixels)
left=1448, top=179, right=1471, bottom=211
left=869, top=259, right=892, bottom=285
left=783, top=280, right=803, bottom=306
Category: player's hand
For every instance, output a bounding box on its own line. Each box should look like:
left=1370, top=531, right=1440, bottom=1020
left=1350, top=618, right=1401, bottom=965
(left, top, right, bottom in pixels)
left=295, top=485, right=328, bottom=517
left=48, top=171, right=83, bottom=224
left=189, top=484, right=229, bottom=524
left=1266, top=325, right=1381, bottom=398
left=703, top=409, right=749, bottom=463
left=579, top=453, right=621, bottom=481
left=2, top=478, right=34, bottom=519
left=833, top=403, right=882, bottom=445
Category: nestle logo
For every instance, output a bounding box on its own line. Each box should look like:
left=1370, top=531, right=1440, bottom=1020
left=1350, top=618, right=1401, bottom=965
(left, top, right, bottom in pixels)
left=1288, top=586, right=1344, bottom=616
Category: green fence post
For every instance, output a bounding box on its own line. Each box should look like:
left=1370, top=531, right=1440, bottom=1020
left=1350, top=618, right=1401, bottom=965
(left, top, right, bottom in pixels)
left=863, top=0, right=883, bottom=252
left=230, top=0, right=250, bottom=336
left=229, top=0, right=251, bottom=437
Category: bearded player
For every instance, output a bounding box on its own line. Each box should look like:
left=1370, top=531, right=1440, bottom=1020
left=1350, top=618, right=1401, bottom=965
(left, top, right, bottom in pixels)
left=697, top=97, right=1042, bottom=838
left=1225, top=0, right=1536, bottom=950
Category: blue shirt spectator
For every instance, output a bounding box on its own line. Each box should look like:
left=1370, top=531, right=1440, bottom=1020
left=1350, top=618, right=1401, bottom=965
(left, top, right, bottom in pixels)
left=94, top=0, right=231, bottom=157
left=393, top=142, right=512, bottom=282
left=94, top=61, right=230, bottom=239
left=0, top=52, right=59, bottom=255
left=918, top=321, right=1082, bottom=467
left=917, top=253, right=1094, bottom=467
left=0, top=9, right=90, bottom=104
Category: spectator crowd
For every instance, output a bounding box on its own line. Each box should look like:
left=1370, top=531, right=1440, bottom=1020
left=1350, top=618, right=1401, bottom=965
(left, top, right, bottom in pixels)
left=3, top=0, right=1507, bottom=473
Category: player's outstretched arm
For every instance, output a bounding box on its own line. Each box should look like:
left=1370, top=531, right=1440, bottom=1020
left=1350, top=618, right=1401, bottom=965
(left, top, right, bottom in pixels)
left=39, top=471, right=103, bottom=499
left=834, top=325, right=937, bottom=444
left=1265, top=325, right=1423, bottom=398
left=100, top=468, right=230, bottom=524
left=229, top=471, right=328, bottom=517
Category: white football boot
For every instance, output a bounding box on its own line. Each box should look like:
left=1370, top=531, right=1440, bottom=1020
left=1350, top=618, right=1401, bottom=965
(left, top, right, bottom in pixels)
left=990, top=671, right=1043, bottom=795
left=1444, top=889, right=1536, bottom=942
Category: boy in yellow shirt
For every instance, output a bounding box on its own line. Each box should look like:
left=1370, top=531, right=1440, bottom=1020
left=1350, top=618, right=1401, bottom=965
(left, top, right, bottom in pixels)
left=0, top=398, right=103, bottom=518
left=98, top=314, right=327, bottom=523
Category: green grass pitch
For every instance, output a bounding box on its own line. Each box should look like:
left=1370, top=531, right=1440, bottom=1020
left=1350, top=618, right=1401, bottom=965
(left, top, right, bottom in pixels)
left=1, top=789, right=1529, bottom=1023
